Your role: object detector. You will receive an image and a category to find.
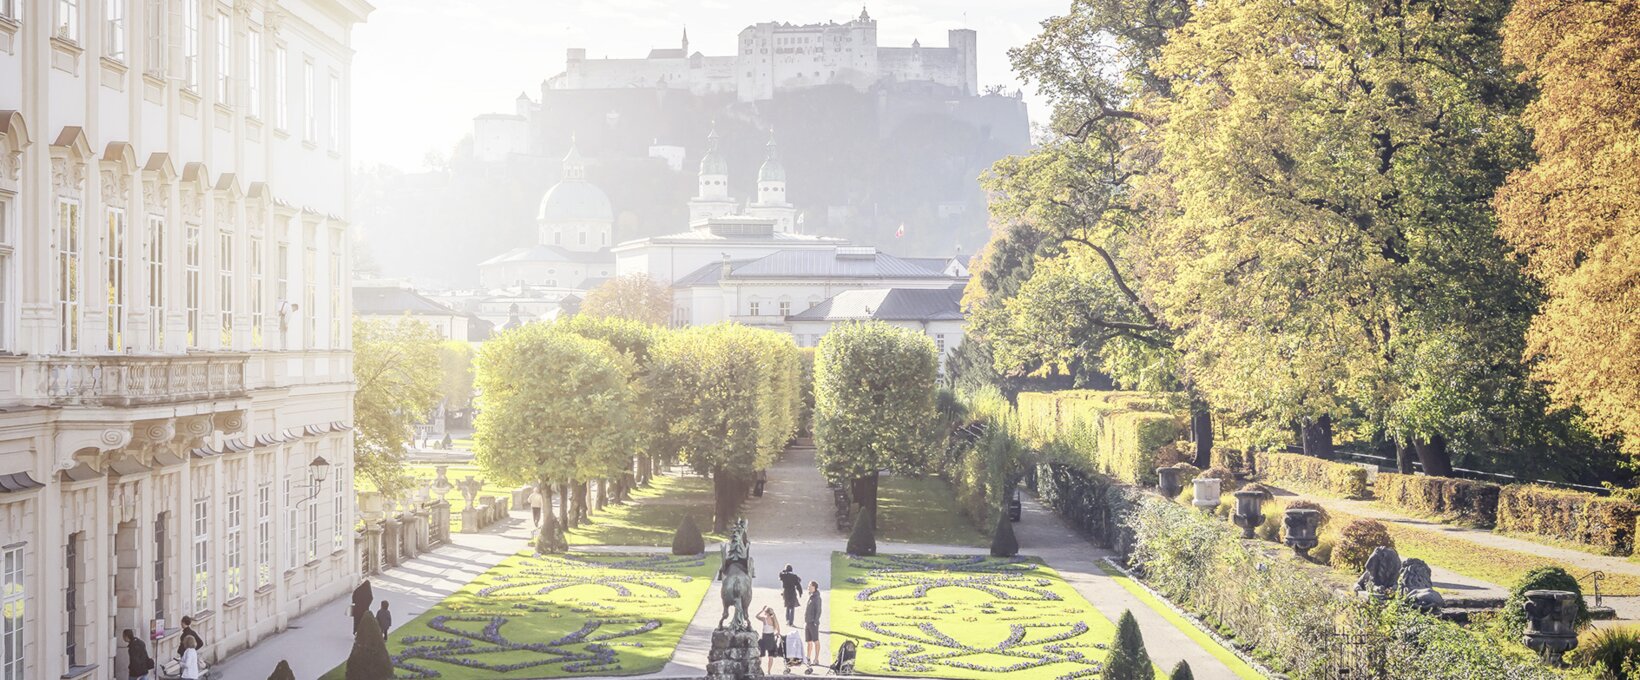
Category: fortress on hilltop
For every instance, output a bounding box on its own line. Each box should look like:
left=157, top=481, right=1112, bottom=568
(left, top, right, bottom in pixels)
left=544, top=7, right=977, bottom=102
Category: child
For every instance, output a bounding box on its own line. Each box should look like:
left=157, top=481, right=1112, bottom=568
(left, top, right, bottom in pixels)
left=177, top=636, right=202, bottom=680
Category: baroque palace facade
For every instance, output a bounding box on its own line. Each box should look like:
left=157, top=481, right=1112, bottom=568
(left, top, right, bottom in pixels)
left=0, top=0, right=371, bottom=678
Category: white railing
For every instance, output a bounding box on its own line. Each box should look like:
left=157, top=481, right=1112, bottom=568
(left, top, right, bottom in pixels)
left=45, top=354, right=247, bottom=406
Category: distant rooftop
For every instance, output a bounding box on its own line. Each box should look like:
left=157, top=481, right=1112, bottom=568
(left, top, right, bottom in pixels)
left=789, top=285, right=966, bottom=322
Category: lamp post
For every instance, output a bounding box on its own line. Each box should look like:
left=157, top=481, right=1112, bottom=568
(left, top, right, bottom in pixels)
left=295, top=455, right=332, bottom=508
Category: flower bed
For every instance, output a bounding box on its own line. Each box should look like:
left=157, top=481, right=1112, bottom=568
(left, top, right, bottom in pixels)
left=321, top=552, right=717, bottom=679
left=830, top=553, right=1117, bottom=680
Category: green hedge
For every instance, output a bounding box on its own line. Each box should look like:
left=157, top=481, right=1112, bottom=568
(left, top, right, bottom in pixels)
left=1255, top=451, right=1370, bottom=499
left=1375, top=473, right=1500, bottom=527
left=1018, top=391, right=1185, bottom=486
left=1497, top=485, right=1640, bottom=556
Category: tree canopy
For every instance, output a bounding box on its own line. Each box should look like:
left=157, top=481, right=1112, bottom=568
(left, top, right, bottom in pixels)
left=1495, top=0, right=1640, bottom=457
left=581, top=273, right=674, bottom=326
left=353, top=317, right=443, bottom=498
left=814, top=321, right=940, bottom=513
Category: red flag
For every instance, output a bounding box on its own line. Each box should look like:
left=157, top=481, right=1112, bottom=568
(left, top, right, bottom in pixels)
left=895, top=223, right=905, bottom=238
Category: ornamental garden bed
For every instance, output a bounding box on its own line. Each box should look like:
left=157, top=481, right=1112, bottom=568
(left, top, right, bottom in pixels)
left=830, top=552, right=1122, bottom=679
left=322, top=552, right=717, bottom=679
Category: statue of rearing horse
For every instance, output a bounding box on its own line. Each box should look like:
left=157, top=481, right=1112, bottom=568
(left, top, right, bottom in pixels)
left=717, top=518, right=754, bottom=631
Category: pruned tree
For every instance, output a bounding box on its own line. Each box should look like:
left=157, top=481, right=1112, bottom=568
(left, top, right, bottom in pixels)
left=814, top=321, right=939, bottom=518
left=473, top=323, right=636, bottom=553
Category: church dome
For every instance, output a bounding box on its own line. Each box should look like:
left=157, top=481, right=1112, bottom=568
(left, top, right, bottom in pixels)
left=538, top=140, right=613, bottom=224
left=700, top=124, right=729, bottom=176
left=537, top=180, right=613, bottom=223
left=758, top=134, right=785, bottom=182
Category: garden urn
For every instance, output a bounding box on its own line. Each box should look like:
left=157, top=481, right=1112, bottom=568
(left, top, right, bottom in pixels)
left=1156, top=466, right=1184, bottom=499
left=1192, top=477, right=1221, bottom=513
left=1522, top=590, right=1580, bottom=660
left=1231, top=489, right=1266, bottom=538
left=358, top=491, right=387, bottom=521
left=1282, top=508, right=1321, bottom=556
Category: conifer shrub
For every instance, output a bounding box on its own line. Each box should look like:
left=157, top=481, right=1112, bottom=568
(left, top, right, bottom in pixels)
left=847, top=508, right=876, bottom=556
left=1169, top=660, right=1195, bottom=680
left=345, top=613, right=394, bottom=680
left=672, top=514, right=704, bottom=555
left=990, top=510, right=1019, bottom=557
left=1104, top=610, right=1153, bottom=680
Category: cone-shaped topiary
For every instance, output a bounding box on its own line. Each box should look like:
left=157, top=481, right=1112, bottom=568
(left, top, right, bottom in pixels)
left=990, top=510, right=1019, bottom=557
left=1169, top=660, right=1194, bottom=680
left=345, top=612, right=394, bottom=680
left=672, top=514, right=705, bottom=555
left=1104, top=610, right=1153, bottom=680
left=847, top=508, right=876, bottom=556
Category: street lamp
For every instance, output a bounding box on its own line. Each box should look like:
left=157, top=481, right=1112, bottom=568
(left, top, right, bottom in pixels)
left=295, top=455, right=332, bottom=508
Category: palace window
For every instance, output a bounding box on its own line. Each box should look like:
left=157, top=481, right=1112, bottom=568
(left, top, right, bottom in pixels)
left=329, top=230, right=342, bottom=346
left=154, top=512, right=168, bottom=622
left=748, top=301, right=761, bottom=316
left=106, top=207, right=126, bottom=352
left=246, top=30, right=262, bottom=116
left=302, top=224, right=316, bottom=348
left=936, top=334, right=946, bottom=353
left=2, top=544, right=23, bottom=680
left=182, top=0, right=200, bottom=90
left=0, top=197, right=12, bottom=352
left=255, top=482, right=271, bottom=588
left=285, top=478, right=298, bottom=570
left=778, top=300, right=790, bottom=317
left=191, top=498, right=208, bottom=614
left=249, top=236, right=263, bottom=347
left=55, top=0, right=78, bottom=42
left=331, top=459, right=345, bottom=551
left=274, top=45, right=288, bottom=129
left=64, top=533, right=81, bottom=667
left=302, top=59, right=315, bottom=142
left=225, top=493, right=242, bottom=599
left=144, top=0, right=164, bottom=77
left=56, top=199, right=82, bottom=353
left=185, top=222, right=200, bottom=346
left=306, top=444, right=319, bottom=561
left=146, top=214, right=165, bottom=349
left=219, top=231, right=233, bottom=344
left=328, top=73, right=340, bottom=149
left=215, top=10, right=231, bottom=105
left=105, top=0, right=124, bottom=61
left=0, top=0, right=17, bottom=22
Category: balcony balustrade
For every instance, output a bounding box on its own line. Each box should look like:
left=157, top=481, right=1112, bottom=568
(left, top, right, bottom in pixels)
left=44, top=354, right=249, bottom=406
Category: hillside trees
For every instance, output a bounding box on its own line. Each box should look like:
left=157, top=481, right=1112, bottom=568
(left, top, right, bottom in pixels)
left=814, top=321, right=940, bottom=517
left=473, top=323, right=636, bottom=553
left=1495, top=0, right=1640, bottom=457
left=353, top=317, right=444, bottom=498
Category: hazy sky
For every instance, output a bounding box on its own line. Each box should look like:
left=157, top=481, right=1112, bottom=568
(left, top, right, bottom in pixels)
left=350, top=0, right=1063, bottom=170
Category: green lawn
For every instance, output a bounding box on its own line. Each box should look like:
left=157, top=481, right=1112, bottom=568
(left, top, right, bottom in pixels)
left=1095, top=560, right=1267, bottom=679
left=566, top=474, right=725, bottom=547
left=874, top=477, right=989, bottom=547
left=831, top=552, right=1140, bottom=679
left=323, top=552, right=718, bottom=679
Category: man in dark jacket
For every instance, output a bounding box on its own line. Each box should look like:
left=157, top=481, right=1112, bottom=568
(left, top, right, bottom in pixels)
left=178, top=615, right=204, bottom=653
left=350, top=579, right=373, bottom=634
left=375, top=600, right=393, bottom=640
left=779, top=565, right=802, bottom=626
left=804, top=581, right=823, bottom=666
left=123, top=629, right=155, bottom=680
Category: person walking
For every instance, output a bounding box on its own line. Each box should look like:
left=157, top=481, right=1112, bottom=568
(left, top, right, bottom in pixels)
left=756, top=605, right=783, bottom=675
left=779, top=564, right=802, bottom=626
left=350, top=578, right=374, bottom=635
left=804, top=581, right=823, bottom=666
left=376, top=600, right=393, bottom=640
left=176, top=637, right=202, bottom=680
left=178, top=615, right=204, bottom=654
left=528, top=487, right=545, bottom=527
left=122, top=629, right=154, bottom=680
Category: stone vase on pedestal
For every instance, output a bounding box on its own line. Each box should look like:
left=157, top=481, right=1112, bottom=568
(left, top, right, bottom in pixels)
left=1231, top=489, right=1265, bottom=538
left=1283, top=508, right=1321, bottom=556
left=1156, top=466, right=1184, bottom=499
left=1523, top=590, right=1580, bottom=661
left=1192, top=478, right=1221, bottom=513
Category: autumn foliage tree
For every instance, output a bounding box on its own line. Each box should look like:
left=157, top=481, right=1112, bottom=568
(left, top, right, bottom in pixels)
left=581, top=273, right=673, bottom=326
left=1495, top=0, right=1640, bottom=457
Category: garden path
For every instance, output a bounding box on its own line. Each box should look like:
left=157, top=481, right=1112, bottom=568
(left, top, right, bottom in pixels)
left=210, top=508, right=537, bottom=680
left=657, top=445, right=1252, bottom=679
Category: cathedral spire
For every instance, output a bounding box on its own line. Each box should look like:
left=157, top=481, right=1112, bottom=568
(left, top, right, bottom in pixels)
left=562, top=136, right=586, bottom=181
left=682, top=26, right=689, bottom=54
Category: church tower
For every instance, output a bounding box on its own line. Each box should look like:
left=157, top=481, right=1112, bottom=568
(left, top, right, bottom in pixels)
left=689, top=124, right=737, bottom=223
left=537, top=138, right=614, bottom=251
left=748, top=131, right=798, bottom=233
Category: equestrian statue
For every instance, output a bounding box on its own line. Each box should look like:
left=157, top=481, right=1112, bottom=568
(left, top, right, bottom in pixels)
left=717, top=518, right=755, bottom=630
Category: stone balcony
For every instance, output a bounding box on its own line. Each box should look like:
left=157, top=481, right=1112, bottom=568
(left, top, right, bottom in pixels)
left=44, top=353, right=249, bottom=407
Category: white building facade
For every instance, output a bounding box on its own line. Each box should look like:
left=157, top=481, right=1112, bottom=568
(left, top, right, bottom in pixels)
left=0, top=0, right=370, bottom=677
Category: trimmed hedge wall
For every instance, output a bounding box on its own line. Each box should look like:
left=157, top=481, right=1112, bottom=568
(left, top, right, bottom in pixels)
left=1497, top=485, right=1640, bottom=556
left=1375, top=473, right=1501, bottom=527
left=1018, top=391, right=1185, bottom=486
left=1255, top=451, right=1370, bottom=499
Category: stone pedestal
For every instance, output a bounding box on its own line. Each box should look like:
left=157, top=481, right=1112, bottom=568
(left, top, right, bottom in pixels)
left=382, top=519, right=402, bottom=569
left=707, top=627, right=764, bottom=680
left=362, top=524, right=384, bottom=575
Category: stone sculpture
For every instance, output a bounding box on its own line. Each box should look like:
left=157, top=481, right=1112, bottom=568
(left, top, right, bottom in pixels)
left=1396, top=558, right=1444, bottom=611
left=708, top=518, right=762, bottom=679
left=1522, top=589, right=1580, bottom=659
left=1354, top=546, right=1402, bottom=597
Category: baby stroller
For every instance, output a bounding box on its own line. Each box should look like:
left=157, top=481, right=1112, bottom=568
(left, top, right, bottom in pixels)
left=781, top=630, right=807, bottom=674
left=827, top=640, right=856, bottom=676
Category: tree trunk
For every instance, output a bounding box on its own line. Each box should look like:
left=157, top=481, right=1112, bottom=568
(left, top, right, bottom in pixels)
left=851, top=471, right=880, bottom=520
left=1414, top=435, right=1453, bottom=477
left=712, top=473, right=732, bottom=533
left=536, top=479, right=564, bottom=554
left=557, top=482, right=570, bottom=531
left=637, top=455, right=652, bottom=487
left=1190, top=400, right=1213, bottom=468
left=1301, top=415, right=1335, bottom=460
left=595, top=479, right=608, bottom=510
left=1395, top=441, right=1417, bottom=474
left=574, top=482, right=590, bottom=523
